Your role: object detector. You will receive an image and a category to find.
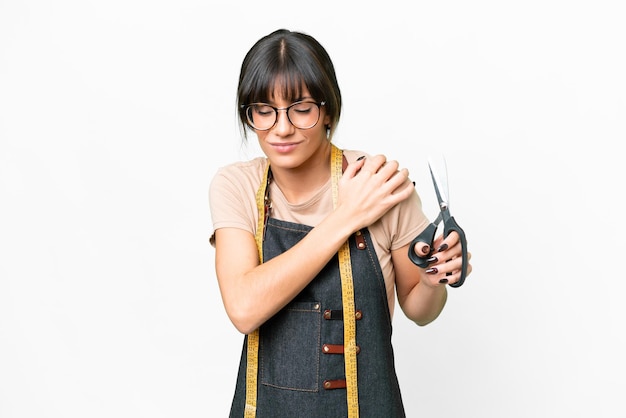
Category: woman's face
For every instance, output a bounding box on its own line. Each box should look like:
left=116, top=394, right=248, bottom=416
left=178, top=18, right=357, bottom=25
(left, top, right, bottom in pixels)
left=253, top=84, right=330, bottom=171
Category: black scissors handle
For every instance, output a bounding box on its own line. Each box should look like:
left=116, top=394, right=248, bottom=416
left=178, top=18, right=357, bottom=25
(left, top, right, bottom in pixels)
left=408, top=215, right=468, bottom=287
left=407, top=222, right=438, bottom=268
left=443, top=216, right=468, bottom=288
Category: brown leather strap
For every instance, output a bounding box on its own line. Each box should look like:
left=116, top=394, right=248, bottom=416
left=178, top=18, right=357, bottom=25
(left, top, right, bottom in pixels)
left=354, top=230, right=367, bottom=250
left=323, top=309, right=363, bottom=320
left=322, top=344, right=361, bottom=355
left=323, top=379, right=347, bottom=390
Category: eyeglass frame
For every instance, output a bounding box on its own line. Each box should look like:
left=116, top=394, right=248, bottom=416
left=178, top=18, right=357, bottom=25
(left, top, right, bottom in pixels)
left=241, top=100, right=326, bottom=131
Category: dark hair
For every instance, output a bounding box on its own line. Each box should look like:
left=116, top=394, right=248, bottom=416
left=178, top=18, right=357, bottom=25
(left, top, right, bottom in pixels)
left=237, top=29, right=342, bottom=139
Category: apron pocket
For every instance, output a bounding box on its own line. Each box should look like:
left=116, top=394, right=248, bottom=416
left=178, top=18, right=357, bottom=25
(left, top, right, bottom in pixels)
left=259, top=300, right=321, bottom=392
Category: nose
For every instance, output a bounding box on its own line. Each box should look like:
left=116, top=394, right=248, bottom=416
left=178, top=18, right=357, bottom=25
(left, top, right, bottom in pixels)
left=272, top=108, right=295, bottom=135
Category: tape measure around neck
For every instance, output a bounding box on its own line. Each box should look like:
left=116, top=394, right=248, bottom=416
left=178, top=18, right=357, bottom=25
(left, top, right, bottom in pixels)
left=243, top=163, right=270, bottom=417
left=245, top=145, right=359, bottom=417
left=330, top=144, right=360, bottom=417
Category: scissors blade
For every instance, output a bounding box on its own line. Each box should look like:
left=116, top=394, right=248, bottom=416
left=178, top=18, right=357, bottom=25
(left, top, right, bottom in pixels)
left=431, top=211, right=443, bottom=227
left=427, top=154, right=450, bottom=211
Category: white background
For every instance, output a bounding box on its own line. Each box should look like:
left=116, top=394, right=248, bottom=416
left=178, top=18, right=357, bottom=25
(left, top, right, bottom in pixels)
left=1, top=1, right=625, bottom=417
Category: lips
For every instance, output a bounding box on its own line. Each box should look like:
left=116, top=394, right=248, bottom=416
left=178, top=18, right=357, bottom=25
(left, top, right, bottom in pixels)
left=269, top=142, right=300, bottom=153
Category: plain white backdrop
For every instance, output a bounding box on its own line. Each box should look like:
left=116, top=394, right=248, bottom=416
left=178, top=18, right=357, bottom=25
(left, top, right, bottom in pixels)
left=1, top=1, right=625, bottom=417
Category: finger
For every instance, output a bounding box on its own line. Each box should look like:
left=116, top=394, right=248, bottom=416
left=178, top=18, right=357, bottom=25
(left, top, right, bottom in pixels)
left=413, top=241, right=431, bottom=257
left=442, top=271, right=459, bottom=286
left=343, top=155, right=367, bottom=178
left=361, top=154, right=387, bottom=175
left=376, top=159, right=400, bottom=179
left=442, top=263, right=470, bottom=286
left=424, top=264, right=455, bottom=286
left=436, top=242, right=462, bottom=265
left=387, top=167, right=410, bottom=191
left=428, top=248, right=463, bottom=271
left=440, top=250, right=473, bottom=285
left=434, top=230, right=460, bottom=253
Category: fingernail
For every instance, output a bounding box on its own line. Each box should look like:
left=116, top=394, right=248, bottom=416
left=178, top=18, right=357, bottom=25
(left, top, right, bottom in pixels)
left=439, top=278, right=449, bottom=284
left=425, top=267, right=438, bottom=274
left=356, top=155, right=365, bottom=161
left=427, top=256, right=438, bottom=264
left=437, top=243, right=448, bottom=252
left=421, top=244, right=430, bottom=254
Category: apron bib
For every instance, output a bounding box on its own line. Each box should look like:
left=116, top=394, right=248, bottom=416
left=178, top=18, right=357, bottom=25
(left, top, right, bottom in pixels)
left=229, top=218, right=406, bottom=417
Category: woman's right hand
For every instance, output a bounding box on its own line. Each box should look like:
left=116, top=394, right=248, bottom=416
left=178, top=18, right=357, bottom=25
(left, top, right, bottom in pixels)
left=338, top=154, right=414, bottom=231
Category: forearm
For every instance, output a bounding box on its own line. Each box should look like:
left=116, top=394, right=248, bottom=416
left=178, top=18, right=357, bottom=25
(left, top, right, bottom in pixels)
left=400, top=279, right=448, bottom=326
left=218, top=209, right=357, bottom=334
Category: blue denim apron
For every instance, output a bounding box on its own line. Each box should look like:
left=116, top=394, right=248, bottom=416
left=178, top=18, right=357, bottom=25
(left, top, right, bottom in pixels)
left=229, top=217, right=406, bottom=417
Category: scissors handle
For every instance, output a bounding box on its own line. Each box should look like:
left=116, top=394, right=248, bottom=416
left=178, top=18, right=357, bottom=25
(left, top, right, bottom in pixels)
left=408, top=216, right=469, bottom=287
left=444, top=216, right=468, bottom=288
left=408, top=222, right=438, bottom=268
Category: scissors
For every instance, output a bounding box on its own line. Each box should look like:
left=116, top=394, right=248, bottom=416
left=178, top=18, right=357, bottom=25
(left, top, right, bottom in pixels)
left=408, top=156, right=469, bottom=287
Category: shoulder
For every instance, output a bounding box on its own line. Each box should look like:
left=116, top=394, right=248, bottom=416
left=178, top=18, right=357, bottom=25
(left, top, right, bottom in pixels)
left=209, top=157, right=267, bottom=223
left=209, top=157, right=268, bottom=244
left=211, top=157, right=267, bottom=183
left=210, top=157, right=268, bottom=197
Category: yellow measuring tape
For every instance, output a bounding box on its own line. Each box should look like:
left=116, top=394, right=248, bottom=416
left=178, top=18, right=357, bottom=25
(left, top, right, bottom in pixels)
left=243, top=165, right=269, bottom=417
left=245, top=145, right=359, bottom=417
left=330, top=145, right=360, bottom=417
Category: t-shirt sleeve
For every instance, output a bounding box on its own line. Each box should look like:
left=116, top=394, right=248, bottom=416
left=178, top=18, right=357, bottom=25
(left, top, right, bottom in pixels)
left=208, top=162, right=261, bottom=246
left=389, top=188, right=431, bottom=251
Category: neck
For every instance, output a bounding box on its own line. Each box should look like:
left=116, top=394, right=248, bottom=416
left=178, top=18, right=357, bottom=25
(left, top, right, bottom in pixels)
left=270, top=142, right=333, bottom=204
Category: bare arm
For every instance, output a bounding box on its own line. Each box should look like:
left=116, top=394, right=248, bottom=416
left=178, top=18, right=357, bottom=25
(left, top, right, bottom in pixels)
left=215, top=210, right=354, bottom=334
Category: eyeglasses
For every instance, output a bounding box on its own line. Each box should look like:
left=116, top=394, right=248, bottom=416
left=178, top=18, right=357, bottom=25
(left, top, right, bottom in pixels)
left=243, top=101, right=326, bottom=131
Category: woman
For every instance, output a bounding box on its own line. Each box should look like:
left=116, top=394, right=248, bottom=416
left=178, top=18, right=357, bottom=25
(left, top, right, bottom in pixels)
left=209, top=28, right=472, bottom=417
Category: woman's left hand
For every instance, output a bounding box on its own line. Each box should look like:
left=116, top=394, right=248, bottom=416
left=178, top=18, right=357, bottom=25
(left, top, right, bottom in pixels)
left=418, top=231, right=472, bottom=288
